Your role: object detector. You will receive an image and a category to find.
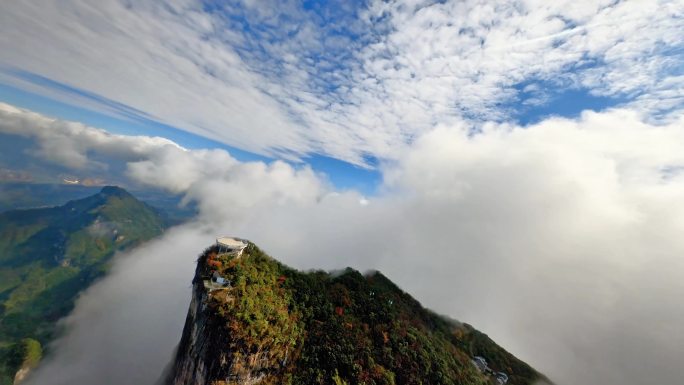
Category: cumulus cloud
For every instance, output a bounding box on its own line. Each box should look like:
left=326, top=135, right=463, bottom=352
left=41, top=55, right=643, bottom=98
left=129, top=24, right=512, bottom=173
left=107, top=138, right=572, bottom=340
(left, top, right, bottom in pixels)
left=0, top=102, right=328, bottom=221
left=3, top=104, right=682, bottom=385
left=0, top=103, right=181, bottom=170
left=245, top=109, right=684, bottom=385
left=125, top=146, right=326, bottom=224
left=1, top=0, right=682, bottom=165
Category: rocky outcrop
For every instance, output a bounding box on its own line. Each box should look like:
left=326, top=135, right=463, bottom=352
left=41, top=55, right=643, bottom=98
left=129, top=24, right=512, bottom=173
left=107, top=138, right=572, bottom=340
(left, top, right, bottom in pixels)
left=13, top=367, right=30, bottom=384
left=165, top=267, right=211, bottom=385
left=164, top=254, right=267, bottom=385
left=166, top=262, right=231, bottom=384
left=164, top=243, right=549, bottom=385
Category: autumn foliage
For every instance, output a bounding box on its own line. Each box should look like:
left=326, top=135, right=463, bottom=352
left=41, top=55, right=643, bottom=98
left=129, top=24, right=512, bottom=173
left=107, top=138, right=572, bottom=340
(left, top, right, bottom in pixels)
left=195, top=244, right=543, bottom=385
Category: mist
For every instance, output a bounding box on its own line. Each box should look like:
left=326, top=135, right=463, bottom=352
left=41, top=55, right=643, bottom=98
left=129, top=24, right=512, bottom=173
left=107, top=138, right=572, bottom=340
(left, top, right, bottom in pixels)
left=5, top=104, right=683, bottom=385
left=22, top=226, right=209, bottom=384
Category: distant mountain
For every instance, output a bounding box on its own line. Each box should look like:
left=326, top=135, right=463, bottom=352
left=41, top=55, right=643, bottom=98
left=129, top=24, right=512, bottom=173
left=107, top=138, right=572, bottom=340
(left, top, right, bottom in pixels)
left=0, top=183, right=101, bottom=212
left=166, top=242, right=550, bottom=385
left=0, top=186, right=165, bottom=384
left=0, top=182, right=196, bottom=224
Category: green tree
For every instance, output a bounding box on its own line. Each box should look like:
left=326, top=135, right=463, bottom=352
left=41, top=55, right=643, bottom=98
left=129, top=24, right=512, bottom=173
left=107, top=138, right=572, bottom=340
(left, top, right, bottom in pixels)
left=8, top=338, right=41, bottom=373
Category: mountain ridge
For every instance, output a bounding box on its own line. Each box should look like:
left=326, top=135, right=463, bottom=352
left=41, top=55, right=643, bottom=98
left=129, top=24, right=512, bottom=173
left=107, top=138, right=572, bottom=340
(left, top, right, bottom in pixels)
left=0, top=186, right=166, bottom=384
left=0, top=182, right=196, bottom=225
left=165, top=241, right=550, bottom=385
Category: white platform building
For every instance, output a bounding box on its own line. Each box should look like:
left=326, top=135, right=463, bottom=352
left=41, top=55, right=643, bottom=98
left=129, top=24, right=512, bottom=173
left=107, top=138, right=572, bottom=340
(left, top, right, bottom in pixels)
left=216, top=236, right=248, bottom=256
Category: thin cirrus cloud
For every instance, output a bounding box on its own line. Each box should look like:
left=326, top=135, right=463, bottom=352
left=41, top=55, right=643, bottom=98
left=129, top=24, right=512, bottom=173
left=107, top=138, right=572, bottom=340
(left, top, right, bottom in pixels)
left=0, top=0, right=682, bottom=166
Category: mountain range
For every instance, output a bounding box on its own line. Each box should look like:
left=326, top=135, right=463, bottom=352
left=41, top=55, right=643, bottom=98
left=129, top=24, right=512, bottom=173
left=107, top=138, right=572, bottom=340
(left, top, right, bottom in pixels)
left=0, top=183, right=195, bottom=225
left=0, top=186, right=165, bottom=384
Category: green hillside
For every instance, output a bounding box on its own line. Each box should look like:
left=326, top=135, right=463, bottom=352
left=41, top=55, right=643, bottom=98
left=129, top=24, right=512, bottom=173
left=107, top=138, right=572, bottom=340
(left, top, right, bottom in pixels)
left=188, top=244, right=549, bottom=385
left=0, top=186, right=165, bottom=384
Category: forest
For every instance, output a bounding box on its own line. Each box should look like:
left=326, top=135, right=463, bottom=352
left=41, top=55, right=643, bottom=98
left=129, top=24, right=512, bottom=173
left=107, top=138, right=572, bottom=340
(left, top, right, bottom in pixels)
left=198, top=243, right=545, bottom=385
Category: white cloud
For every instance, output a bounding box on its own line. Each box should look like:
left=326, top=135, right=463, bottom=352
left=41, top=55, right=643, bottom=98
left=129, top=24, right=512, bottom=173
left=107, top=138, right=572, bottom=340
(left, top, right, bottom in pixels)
left=238, top=108, right=684, bottom=385
left=0, top=102, right=182, bottom=170
left=5, top=104, right=684, bottom=385
left=0, top=0, right=682, bottom=165
left=0, top=0, right=313, bottom=159
left=0, top=103, right=328, bottom=222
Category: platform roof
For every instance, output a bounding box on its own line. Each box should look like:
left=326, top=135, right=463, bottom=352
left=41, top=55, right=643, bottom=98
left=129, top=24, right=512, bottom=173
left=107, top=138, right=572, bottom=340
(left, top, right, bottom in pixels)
left=216, top=236, right=247, bottom=249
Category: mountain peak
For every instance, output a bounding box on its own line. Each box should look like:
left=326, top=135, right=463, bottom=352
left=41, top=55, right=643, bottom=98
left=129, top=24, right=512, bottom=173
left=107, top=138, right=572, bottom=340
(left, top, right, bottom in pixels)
left=165, top=242, right=550, bottom=385
left=99, top=185, right=132, bottom=198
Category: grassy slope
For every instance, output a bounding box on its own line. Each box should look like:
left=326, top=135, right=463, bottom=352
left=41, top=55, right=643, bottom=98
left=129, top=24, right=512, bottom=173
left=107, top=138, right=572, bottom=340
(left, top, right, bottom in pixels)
left=0, top=186, right=165, bottom=384
left=198, top=244, right=546, bottom=385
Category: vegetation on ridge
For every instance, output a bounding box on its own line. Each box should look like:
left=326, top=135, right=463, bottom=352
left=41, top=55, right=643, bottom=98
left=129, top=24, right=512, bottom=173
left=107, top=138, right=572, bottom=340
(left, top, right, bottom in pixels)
left=197, top=244, right=545, bottom=385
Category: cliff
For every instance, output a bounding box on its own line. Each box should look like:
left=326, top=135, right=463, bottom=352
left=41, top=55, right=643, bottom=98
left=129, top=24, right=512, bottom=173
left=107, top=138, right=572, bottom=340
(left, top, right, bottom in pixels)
left=165, top=242, right=550, bottom=385
left=166, top=260, right=272, bottom=385
left=165, top=261, right=224, bottom=385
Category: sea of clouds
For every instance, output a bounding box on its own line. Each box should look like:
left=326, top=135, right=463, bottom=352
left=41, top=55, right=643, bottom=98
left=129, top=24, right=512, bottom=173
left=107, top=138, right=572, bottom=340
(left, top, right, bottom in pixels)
left=2, top=103, right=684, bottom=385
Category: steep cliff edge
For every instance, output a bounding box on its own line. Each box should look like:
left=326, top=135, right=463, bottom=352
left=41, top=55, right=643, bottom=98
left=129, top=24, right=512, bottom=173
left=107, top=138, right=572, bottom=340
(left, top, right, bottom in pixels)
left=166, top=242, right=550, bottom=385
left=165, top=261, right=213, bottom=385
left=167, top=257, right=267, bottom=385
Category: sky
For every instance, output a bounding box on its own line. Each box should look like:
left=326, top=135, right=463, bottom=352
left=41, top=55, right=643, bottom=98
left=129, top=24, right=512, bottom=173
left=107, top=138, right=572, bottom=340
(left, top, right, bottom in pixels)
left=0, top=1, right=684, bottom=385
left=1, top=0, right=682, bottom=189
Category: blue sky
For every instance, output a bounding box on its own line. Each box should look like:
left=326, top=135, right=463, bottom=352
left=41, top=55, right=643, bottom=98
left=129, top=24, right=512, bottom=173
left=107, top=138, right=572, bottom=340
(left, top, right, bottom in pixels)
left=0, top=0, right=682, bottom=194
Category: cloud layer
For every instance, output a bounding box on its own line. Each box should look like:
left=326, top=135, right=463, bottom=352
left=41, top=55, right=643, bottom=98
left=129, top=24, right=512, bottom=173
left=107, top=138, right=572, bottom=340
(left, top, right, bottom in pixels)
left=3, top=104, right=683, bottom=385
left=1, top=0, right=682, bottom=165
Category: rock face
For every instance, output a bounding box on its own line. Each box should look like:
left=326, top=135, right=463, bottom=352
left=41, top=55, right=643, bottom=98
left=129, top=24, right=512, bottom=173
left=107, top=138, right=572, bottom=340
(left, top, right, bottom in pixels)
left=166, top=262, right=261, bottom=385
left=13, top=367, right=30, bottom=384
left=165, top=243, right=550, bottom=385
left=166, top=251, right=270, bottom=385
left=165, top=265, right=212, bottom=385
